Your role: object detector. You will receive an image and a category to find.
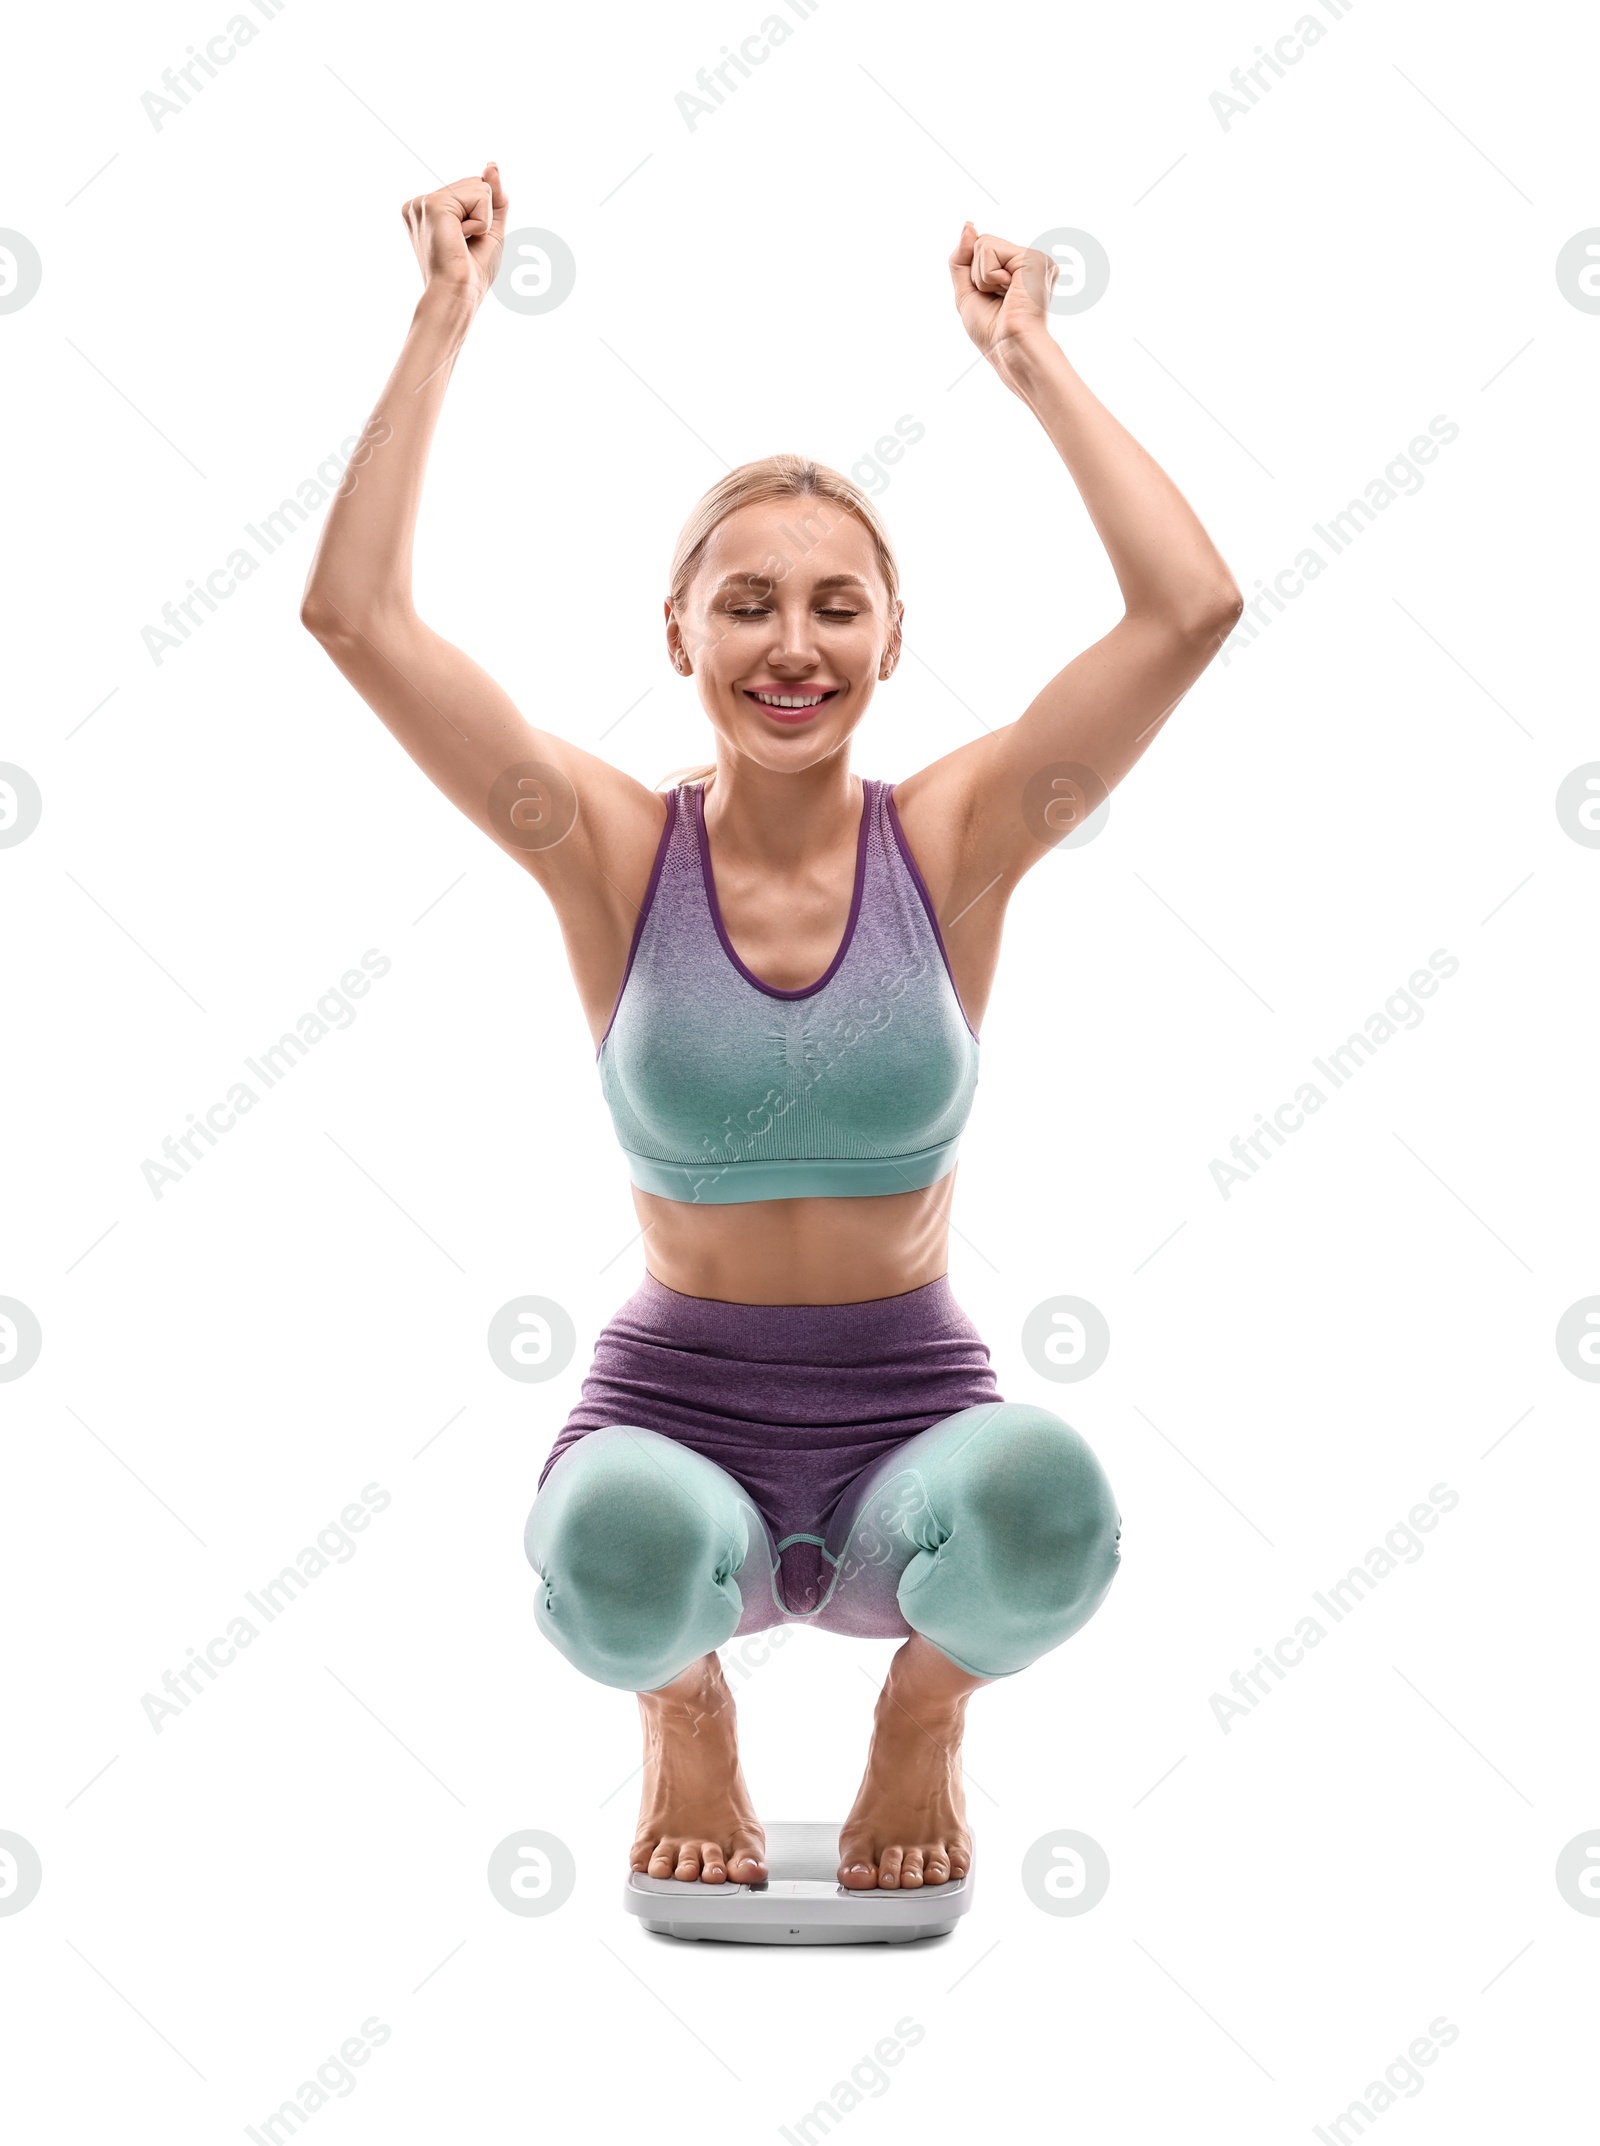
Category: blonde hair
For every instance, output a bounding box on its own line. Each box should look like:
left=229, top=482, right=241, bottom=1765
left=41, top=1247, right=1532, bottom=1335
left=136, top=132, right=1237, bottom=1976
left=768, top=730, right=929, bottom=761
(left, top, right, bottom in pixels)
left=658, top=454, right=901, bottom=790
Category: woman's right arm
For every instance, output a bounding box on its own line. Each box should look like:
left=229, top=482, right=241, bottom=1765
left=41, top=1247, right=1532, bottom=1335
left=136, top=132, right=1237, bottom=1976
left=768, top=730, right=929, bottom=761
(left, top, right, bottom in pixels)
left=300, top=163, right=663, bottom=1041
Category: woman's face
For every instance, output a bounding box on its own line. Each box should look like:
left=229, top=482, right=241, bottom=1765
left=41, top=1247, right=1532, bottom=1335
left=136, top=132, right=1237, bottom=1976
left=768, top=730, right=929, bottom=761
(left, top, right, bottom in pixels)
left=666, top=495, right=902, bottom=771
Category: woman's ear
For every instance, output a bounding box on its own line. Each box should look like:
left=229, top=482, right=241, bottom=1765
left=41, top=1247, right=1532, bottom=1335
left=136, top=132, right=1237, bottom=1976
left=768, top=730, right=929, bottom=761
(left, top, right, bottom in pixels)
left=664, top=601, right=690, bottom=674
left=880, top=599, right=905, bottom=680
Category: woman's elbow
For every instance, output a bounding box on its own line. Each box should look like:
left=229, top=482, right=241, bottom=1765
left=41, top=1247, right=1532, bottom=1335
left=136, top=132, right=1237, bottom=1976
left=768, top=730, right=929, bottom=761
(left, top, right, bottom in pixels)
left=1183, top=583, right=1245, bottom=639
left=299, top=585, right=345, bottom=642
left=300, top=583, right=406, bottom=647
left=1132, top=585, right=1245, bottom=644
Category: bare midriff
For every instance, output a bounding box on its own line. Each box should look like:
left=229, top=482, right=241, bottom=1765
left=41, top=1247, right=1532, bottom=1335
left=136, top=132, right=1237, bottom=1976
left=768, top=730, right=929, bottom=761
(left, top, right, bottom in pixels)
left=634, top=1173, right=959, bottom=1306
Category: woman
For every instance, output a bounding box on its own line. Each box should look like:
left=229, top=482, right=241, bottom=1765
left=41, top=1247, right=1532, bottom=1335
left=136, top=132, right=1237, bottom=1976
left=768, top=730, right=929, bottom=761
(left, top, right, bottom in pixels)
left=301, top=163, right=1243, bottom=1894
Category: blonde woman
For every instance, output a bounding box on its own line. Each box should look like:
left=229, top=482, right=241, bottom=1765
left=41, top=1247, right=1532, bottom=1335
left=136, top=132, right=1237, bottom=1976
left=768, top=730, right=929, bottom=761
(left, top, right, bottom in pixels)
left=302, top=163, right=1242, bottom=1892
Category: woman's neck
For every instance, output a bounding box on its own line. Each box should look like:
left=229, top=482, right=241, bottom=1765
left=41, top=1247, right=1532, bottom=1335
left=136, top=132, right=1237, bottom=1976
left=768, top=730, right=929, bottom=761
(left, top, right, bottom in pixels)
left=699, top=754, right=861, bottom=870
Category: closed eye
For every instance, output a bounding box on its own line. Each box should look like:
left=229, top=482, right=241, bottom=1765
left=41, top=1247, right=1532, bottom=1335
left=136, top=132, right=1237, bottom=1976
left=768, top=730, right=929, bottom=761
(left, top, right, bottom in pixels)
left=725, top=605, right=861, bottom=621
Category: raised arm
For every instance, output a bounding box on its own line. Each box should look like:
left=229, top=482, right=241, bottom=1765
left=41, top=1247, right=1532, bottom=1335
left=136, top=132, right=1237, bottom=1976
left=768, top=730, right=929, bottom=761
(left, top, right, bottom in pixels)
left=894, top=225, right=1244, bottom=965
left=299, top=162, right=663, bottom=1041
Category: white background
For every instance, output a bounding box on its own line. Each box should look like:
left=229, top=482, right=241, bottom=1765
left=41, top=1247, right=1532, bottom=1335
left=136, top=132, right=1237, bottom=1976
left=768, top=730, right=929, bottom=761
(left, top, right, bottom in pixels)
left=3, top=0, right=1597, bottom=2137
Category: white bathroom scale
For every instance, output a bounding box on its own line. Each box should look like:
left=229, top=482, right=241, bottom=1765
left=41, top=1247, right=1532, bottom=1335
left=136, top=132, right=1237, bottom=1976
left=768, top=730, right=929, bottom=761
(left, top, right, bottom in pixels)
left=623, top=1819, right=975, bottom=1944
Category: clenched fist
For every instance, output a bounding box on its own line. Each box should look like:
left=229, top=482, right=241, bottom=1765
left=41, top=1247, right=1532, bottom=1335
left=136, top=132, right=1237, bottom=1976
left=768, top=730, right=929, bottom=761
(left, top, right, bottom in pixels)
left=949, top=223, right=1058, bottom=376
left=402, top=161, right=508, bottom=303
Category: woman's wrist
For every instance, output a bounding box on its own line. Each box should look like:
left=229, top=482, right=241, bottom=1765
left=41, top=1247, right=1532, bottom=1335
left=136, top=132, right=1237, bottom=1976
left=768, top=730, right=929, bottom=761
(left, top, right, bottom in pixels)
left=413, top=278, right=482, bottom=336
left=987, top=329, right=1071, bottom=403
left=397, top=281, right=482, bottom=394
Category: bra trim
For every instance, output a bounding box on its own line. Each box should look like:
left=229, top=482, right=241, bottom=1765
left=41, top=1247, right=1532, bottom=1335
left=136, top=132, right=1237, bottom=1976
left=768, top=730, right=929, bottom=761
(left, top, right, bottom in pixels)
left=620, top=1136, right=962, bottom=1206
left=690, top=776, right=873, bottom=1002
left=594, top=789, right=677, bottom=1058
left=884, top=784, right=980, bottom=1043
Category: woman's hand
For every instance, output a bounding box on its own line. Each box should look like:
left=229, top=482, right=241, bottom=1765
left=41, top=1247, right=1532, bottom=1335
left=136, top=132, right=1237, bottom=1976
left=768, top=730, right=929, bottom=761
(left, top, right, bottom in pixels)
left=401, top=161, right=507, bottom=304
left=948, top=222, right=1058, bottom=378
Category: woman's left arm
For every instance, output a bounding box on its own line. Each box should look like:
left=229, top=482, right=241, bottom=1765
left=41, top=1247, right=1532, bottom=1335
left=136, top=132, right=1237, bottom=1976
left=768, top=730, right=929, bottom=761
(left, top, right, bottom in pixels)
left=896, top=225, right=1244, bottom=904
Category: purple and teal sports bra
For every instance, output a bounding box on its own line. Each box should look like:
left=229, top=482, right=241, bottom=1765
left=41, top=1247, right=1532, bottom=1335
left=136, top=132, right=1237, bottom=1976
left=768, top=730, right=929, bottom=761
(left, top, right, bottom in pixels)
left=597, top=779, right=980, bottom=1205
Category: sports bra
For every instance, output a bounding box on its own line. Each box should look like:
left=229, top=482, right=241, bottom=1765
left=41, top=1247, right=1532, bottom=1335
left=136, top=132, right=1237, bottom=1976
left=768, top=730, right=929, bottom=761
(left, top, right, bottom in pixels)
left=597, top=778, right=979, bottom=1204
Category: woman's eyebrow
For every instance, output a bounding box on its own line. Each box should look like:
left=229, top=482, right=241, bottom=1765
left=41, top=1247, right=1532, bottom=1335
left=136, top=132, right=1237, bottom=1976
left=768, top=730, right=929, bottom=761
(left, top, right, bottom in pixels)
left=709, top=570, right=871, bottom=592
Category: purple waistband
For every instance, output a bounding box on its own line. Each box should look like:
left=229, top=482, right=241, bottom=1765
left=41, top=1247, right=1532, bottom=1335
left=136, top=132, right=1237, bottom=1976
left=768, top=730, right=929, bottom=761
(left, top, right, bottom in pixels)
left=617, top=1270, right=976, bottom=1365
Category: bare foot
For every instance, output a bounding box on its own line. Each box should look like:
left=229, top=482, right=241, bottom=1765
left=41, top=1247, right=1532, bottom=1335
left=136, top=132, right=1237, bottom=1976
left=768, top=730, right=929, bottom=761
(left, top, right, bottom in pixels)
left=630, top=1652, right=767, bottom=1885
left=837, top=1634, right=988, bottom=1889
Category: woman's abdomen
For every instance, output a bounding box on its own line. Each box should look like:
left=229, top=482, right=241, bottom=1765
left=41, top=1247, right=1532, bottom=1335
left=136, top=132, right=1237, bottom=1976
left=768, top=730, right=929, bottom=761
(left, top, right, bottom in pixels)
left=633, top=1173, right=958, bottom=1306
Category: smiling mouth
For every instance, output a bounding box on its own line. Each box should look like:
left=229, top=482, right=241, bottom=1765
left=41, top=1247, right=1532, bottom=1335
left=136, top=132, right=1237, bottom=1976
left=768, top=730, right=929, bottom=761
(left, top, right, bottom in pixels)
left=744, top=687, right=841, bottom=721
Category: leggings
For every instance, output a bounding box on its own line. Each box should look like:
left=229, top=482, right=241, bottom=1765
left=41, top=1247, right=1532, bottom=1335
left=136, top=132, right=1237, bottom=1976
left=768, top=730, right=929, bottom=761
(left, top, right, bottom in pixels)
left=526, top=1398, right=1121, bottom=1693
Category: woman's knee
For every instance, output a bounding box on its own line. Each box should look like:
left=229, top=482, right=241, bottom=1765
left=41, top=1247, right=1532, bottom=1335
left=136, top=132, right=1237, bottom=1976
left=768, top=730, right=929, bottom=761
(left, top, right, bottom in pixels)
left=525, top=1427, right=748, bottom=1690
left=959, top=1404, right=1121, bottom=1604
left=898, top=1403, right=1120, bottom=1672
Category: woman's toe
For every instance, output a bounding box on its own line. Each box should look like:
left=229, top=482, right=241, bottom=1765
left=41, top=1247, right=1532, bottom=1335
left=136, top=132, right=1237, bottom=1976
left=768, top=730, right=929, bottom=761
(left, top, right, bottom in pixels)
left=878, top=1845, right=904, bottom=1888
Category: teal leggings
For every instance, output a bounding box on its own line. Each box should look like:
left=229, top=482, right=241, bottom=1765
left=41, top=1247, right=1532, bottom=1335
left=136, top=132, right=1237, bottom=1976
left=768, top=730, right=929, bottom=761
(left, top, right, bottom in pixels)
left=525, top=1403, right=1121, bottom=1692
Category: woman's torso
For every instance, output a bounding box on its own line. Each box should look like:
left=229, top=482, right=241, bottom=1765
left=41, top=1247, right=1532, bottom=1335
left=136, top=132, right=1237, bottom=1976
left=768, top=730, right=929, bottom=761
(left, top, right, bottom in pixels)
left=591, top=776, right=982, bottom=1304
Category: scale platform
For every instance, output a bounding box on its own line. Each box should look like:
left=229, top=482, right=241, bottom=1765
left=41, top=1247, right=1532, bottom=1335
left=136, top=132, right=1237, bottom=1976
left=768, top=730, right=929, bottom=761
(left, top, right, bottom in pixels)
left=623, top=1820, right=975, bottom=1945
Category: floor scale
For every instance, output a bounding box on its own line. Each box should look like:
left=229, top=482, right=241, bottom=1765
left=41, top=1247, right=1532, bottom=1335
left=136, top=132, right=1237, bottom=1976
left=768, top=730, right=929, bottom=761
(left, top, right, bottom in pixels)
left=624, top=1820, right=975, bottom=1944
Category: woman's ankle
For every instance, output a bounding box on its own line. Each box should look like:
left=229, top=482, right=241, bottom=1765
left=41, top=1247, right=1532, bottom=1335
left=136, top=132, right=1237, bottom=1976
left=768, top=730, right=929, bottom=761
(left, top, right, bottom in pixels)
left=882, top=1634, right=986, bottom=1721
left=638, top=1651, right=730, bottom=1721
